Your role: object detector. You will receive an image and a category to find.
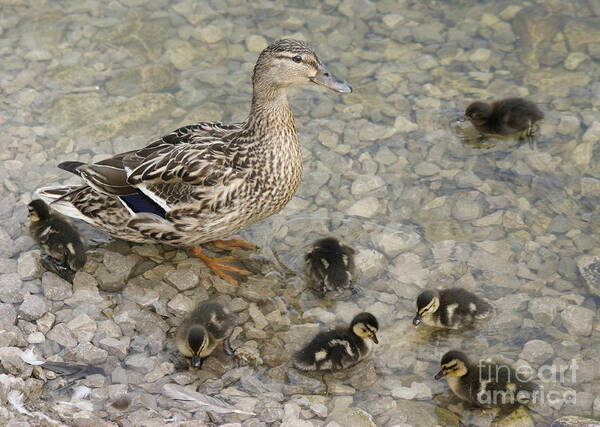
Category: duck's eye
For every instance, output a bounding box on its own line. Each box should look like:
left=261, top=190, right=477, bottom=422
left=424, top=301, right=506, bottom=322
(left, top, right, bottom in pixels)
left=292, top=55, right=302, bottom=63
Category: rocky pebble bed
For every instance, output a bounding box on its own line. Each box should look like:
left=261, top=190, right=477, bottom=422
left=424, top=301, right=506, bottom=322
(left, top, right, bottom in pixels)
left=1, top=0, right=600, bottom=426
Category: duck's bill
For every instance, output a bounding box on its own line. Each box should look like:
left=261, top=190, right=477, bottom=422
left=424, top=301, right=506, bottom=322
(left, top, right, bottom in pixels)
left=371, top=334, right=379, bottom=344
left=412, top=314, right=422, bottom=326
left=311, top=63, right=352, bottom=93
left=434, top=370, right=445, bottom=380
left=191, top=355, right=203, bottom=368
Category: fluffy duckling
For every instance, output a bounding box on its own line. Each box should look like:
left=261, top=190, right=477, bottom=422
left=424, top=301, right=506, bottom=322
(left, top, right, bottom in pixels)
left=175, top=301, right=234, bottom=368
left=464, top=98, right=543, bottom=138
left=27, top=199, right=86, bottom=279
left=293, top=312, right=378, bottom=371
left=435, top=350, right=538, bottom=410
left=413, top=288, right=493, bottom=329
left=304, top=237, right=356, bottom=295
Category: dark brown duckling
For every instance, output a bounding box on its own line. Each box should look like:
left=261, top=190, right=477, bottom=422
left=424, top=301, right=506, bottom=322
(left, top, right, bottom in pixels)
left=464, top=98, right=543, bottom=138
left=413, top=288, right=493, bottom=329
left=293, top=312, right=378, bottom=371
left=175, top=301, right=234, bottom=369
left=304, top=237, right=357, bottom=296
left=27, top=199, right=86, bottom=281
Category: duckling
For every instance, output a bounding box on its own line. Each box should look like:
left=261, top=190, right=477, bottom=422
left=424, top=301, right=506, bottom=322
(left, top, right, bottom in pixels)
left=464, top=98, right=543, bottom=139
left=304, top=237, right=357, bottom=296
left=175, top=301, right=234, bottom=368
left=293, top=312, right=378, bottom=371
left=27, top=199, right=86, bottom=280
left=412, top=287, right=493, bottom=329
left=435, top=350, right=538, bottom=410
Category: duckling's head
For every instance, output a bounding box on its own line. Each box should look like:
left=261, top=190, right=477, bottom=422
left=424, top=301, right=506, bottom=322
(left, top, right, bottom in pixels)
left=186, top=325, right=209, bottom=368
left=464, top=101, right=492, bottom=126
left=351, top=312, right=379, bottom=344
left=253, top=39, right=351, bottom=94
left=27, top=199, right=51, bottom=222
left=413, top=290, right=440, bottom=326
left=434, top=350, right=469, bottom=380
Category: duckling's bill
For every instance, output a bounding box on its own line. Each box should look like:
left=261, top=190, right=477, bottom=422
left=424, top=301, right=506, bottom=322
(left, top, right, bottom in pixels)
left=310, top=63, right=352, bottom=93
left=434, top=370, right=445, bottom=380
left=191, top=355, right=203, bottom=368
left=412, top=313, right=422, bottom=326
left=371, top=333, right=379, bottom=344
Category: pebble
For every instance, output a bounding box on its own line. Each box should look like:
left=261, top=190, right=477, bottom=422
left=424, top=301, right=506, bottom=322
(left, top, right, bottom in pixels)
left=519, top=339, right=555, bottom=365
left=347, top=197, right=380, bottom=218
left=164, top=268, right=199, bottom=291
left=17, top=251, right=43, bottom=280
left=18, top=294, right=48, bottom=321
left=41, top=272, right=73, bottom=301
left=560, top=306, right=595, bottom=336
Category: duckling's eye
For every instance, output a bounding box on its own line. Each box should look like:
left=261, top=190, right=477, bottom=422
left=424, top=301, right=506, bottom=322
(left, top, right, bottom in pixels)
left=292, top=55, right=302, bottom=63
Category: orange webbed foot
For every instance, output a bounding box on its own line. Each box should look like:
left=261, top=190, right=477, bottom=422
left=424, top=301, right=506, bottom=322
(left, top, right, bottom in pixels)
left=190, top=247, right=251, bottom=285
left=212, top=238, right=256, bottom=251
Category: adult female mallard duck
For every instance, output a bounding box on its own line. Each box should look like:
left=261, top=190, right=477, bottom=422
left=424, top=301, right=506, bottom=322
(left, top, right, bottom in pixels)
left=37, top=39, right=351, bottom=284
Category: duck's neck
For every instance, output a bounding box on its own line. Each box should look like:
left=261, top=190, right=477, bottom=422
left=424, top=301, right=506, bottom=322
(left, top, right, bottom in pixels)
left=245, top=85, right=297, bottom=139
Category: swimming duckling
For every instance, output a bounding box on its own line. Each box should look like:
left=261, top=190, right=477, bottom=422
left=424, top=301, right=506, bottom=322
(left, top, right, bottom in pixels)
left=464, top=98, right=543, bottom=139
left=293, top=312, right=378, bottom=371
left=27, top=199, right=86, bottom=280
left=304, top=237, right=356, bottom=296
left=175, top=301, right=234, bottom=368
left=435, top=350, right=538, bottom=410
left=413, top=287, right=493, bottom=329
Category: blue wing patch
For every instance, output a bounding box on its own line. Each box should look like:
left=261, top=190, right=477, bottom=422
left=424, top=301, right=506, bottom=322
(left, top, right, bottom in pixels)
left=119, top=192, right=167, bottom=218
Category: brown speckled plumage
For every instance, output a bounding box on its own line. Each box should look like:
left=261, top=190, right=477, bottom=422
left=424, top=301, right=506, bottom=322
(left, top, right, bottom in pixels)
left=36, top=39, right=351, bottom=247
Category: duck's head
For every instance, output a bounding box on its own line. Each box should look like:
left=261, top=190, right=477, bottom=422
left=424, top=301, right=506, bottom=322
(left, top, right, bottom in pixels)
left=435, top=350, right=469, bottom=380
left=186, top=325, right=209, bottom=368
left=253, top=39, right=351, bottom=94
left=351, top=312, right=379, bottom=344
left=464, top=101, right=492, bottom=126
left=413, top=289, right=440, bottom=326
left=28, top=199, right=51, bottom=222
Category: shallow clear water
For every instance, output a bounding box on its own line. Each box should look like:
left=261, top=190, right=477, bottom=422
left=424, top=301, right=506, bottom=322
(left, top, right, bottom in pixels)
left=1, top=0, right=599, bottom=425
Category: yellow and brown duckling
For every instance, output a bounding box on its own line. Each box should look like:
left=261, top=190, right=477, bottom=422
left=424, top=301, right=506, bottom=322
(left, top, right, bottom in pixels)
left=435, top=350, right=538, bottom=411
left=413, top=287, right=493, bottom=329
left=293, top=312, right=378, bottom=371
left=27, top=199, right=86, bottom=280
left=463, top=97, right=543, bottom=138
left=304, top=237, right=357, bottom=296
left=175, top=301, right=234, bottom=368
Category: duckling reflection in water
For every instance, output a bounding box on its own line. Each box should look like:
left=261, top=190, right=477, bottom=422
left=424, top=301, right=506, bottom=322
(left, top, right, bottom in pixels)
left=27, top=199, right=86, bottom=281
left=413, top=288, right=493, bottom=329
left=435, top=350, right=539, bottom=412
left=175, top=301, right=234, bottom=368
left=293, top=312, right=378, bottom=371
left=304, top=237, right=357, bottom=296
left=460, top=97, right=544, bottom=148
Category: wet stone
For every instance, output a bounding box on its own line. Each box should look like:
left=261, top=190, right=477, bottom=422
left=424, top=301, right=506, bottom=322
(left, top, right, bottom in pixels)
left=0, top=347, right=25, bottom=375
left=164, top=268, right=199, bottom=291
left=17, top=250, right=43, bottom=280
left=519, top=339, right=554, bottom=365
left=47, top=323, right=77, bottom=348
left=528, top=297, right=559, bottom=325
left=73, top=342, right=108, bottom=364
left=560, top=306, right=594, bottom=336
left=0, top=272, right=23, bottom=303
left=18, top=294, right=48, bottom=320
left=0, top=303, right=17, bottom=329
left=41, top=272, right=73, bottom=301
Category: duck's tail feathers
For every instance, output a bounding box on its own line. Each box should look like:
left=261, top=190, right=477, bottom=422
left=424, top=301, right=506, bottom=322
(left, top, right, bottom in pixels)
left=57, top=161, right=86, bottom=176
left=35, top=185, right=89, bottom=221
